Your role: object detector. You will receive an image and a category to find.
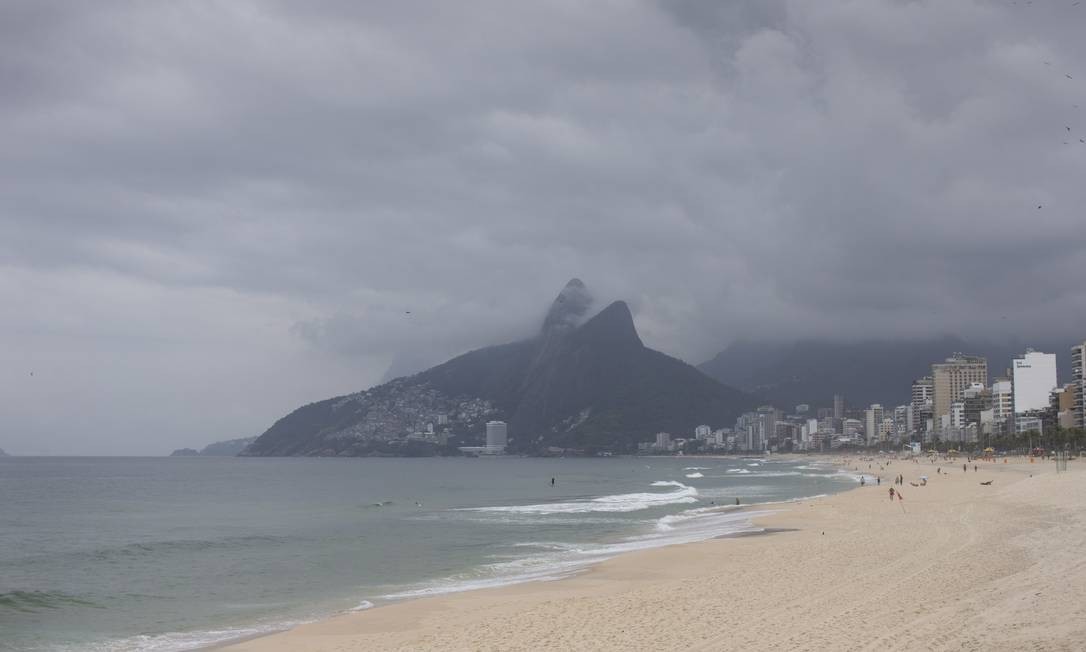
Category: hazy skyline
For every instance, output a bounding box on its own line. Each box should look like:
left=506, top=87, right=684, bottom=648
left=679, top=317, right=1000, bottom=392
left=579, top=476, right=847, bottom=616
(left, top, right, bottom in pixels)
left=3, top=0, right=1085, bottom=455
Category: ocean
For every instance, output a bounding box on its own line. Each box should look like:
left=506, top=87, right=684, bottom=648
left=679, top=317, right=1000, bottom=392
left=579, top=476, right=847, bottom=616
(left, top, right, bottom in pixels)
left=0, top=455, right=859, bottom=651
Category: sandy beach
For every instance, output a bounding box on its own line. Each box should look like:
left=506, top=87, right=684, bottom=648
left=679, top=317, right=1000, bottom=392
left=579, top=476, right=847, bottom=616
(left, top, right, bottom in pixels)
left=221, top=457, right=1086, bottom=651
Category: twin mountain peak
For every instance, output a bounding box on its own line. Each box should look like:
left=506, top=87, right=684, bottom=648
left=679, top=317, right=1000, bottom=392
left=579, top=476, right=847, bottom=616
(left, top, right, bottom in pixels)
left=242, top=279, right=751, bottom=456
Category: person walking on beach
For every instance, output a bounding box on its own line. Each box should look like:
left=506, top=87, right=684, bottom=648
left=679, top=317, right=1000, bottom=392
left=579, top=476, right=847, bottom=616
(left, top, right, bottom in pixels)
left=889, top=487, right=895, bottom=501
left=860, top=476, right=865, bottom=486
left=877, top=476, right=881, bottom=486
left=963, top=464, right=967, bottom=473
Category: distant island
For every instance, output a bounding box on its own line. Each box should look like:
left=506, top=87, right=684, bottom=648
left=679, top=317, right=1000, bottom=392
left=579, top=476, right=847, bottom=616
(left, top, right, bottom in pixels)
left=241, top=278, right=754, bottom=458
left=169, top=437, right=257, bottom=457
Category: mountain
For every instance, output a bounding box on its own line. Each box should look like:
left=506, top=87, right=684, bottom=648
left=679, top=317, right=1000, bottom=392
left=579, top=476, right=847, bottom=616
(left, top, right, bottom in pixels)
left=169, top=437, right=258, bottom=457
left=698, top=336, right=1077, bottom=410
left=199, top=437, right=257, bottom=456
left=243, top=279, right=754, bottom=456
left=0, top=448, right=8, bottom=457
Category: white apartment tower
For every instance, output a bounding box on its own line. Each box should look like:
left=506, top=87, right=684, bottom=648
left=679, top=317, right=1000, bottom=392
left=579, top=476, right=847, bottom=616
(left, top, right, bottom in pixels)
left=485, top=420, right=508, bottom=452
left=992, top=378, right=1013, bottom=424
left=1072, top=342, right=1085, bottom=428
left=865, top=404, right=884, bottom=446
left=1011, top=349, right=1058, bottom=414
left=911, top=377, right=933, bottom=437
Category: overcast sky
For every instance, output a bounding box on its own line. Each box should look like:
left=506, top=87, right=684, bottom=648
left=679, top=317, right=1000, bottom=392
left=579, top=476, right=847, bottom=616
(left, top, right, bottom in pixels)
left=3, top=0, right=1085, bottom=455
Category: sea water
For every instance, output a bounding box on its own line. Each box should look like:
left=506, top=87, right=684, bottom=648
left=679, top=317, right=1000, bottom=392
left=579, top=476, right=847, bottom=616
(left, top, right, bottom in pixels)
left=0, top=455, right=858, bottom=651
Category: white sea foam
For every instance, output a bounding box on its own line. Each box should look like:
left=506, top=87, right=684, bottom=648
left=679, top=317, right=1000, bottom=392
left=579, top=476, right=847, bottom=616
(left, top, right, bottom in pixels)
left=79, top=621, right=306, bottom=652
left=684, top=472, right=704, bottom=478
left=464, top=481, right=698, bottom=515
left=683, top=466, right=710, bottom=471
left=747, top=462, right=761, bottom=467
left=726, top=468, right=752, bottom=474
left=384, top=507, right=772, bottom=601
left=351, top=600, right=375, bottom=611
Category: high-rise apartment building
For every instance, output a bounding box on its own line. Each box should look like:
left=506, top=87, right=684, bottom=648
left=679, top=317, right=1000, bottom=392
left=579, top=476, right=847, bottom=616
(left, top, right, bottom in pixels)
left=1011, top=349, right=1058, bottom=414
left=865, top=404, right=884, bottom=446
left=879, top=417, right=895, bottom=442
left=910, top=376, right=933, bottom=437
left=894, top=405, right=910, bottom=440
left=991, top=378, right=1013, bottom=424
left=962, top=383, right=991, bottom=427
left=843, top=418, right=864, bottom=439
left=932, top=354, right=988, bottom=426
left=756, top=406, right=779, bottom=452
left=1072, top=342, right=1085, bottom=428
left=485, top=420, right=508, bottom=452
left=1052, top=383, right=1078, bottom=429
left=833, top=394, right=845, bottom=420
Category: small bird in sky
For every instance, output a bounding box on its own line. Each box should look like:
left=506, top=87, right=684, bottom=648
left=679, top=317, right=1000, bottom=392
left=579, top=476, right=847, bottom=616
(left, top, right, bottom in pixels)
left=1068, top=126, right=1072, bottom=132
left=405, top=311, right=411, bottom=314
left=1037, top=205, right=1043, bottom=209
left=1067, top=74, right=1074, bottom=79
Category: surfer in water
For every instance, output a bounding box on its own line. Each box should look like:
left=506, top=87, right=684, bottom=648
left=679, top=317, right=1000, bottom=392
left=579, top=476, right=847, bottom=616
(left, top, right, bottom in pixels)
left=551, top=477, right=556, bottom=487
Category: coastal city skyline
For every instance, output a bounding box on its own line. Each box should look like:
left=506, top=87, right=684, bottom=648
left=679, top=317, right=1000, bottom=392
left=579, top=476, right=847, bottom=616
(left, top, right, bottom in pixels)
left=648, top=342, right=1086, bottom=455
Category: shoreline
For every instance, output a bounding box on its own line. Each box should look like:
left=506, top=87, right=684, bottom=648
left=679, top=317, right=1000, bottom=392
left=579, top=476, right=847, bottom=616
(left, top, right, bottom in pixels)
left=205, top=459, right=843, bottom=650
left=219, top=455, right=1085, bottom=651
left=199, top=455, right=849, bottom=650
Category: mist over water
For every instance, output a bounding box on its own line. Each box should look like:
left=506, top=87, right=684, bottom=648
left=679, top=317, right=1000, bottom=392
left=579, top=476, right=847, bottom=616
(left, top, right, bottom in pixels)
left=0, top=456, right=856, bottom=651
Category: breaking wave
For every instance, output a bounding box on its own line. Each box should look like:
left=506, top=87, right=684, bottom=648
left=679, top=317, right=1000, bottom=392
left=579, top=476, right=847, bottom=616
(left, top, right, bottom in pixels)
left=464, top=481, right=698, bottom=515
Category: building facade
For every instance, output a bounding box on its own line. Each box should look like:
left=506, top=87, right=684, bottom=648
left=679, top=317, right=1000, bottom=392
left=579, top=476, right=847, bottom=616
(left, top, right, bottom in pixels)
left=1073, top=342, right=1085, bottom=429
left=485, top=420, right=508, bottom=452
left=991, top=378, right=1014, bottom=426
left=932, top=354, right=988, bottom=428
left=865, top=404, right=884, bottom=446
left=911, top=376, right=934, bottom=439
left=1011, top=350, right=1058, bottom=414
left=1052, top=383, right=1078, bottom=430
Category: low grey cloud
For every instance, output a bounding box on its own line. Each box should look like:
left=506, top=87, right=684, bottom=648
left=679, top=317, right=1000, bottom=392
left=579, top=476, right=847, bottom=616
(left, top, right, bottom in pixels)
left=2, top=0, right=1084, bottom=454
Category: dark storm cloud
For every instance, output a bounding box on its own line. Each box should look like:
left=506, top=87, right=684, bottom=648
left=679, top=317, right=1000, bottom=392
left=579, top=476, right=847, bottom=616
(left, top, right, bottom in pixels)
left=2, top=0, right=1085, bottom=454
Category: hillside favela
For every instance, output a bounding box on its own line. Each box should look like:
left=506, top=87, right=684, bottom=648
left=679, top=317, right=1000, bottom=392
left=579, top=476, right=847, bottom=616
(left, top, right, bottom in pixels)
left=4, top=2, right=1086, bottom=651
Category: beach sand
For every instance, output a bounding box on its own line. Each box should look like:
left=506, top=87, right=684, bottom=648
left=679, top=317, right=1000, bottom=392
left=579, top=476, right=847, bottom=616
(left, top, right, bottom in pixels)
left=220, top=458, right=1086, bottom=651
